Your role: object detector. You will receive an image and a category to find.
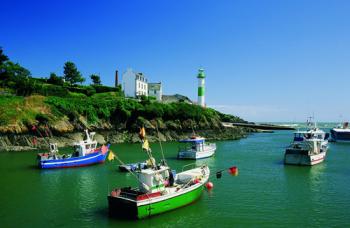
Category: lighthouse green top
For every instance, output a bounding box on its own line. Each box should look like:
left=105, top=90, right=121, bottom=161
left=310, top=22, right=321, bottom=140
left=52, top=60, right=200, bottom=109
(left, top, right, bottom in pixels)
left=197, top=68, right=205, bottom=79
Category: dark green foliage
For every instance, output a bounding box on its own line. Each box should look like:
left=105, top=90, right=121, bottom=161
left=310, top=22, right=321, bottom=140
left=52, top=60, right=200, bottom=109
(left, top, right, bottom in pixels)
left=143, top=102, right=164, bottom=119
left=35, top=113, right=49, bottom=123
left=63, top=61, right=85, bottom=85
left=0, top=47, right=9, bottom=65
left=90, top=74, right=101, bottom=85
left=93, top=85, right=118, bottom=93
left=0, top=48, right=34, bottom=95
left=13, top=77, right=37, bottom=96
left=218, top=112, right=246, bottom=123
left=67, top=85, right=96, bottom=96
left=36, top=84, right=69, bottom=97
left=47, top=73, right=64, bottom=86
left=0, top=47, right=9, bottom=82
left=0, top=61, right=31, bottom=87
left=44, top=93, right=230, bottom=130
left=45, top=96, right=119, bottom=123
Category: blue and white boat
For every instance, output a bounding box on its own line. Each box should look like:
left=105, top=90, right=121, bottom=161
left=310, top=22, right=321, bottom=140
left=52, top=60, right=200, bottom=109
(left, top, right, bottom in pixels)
left=177, top=136, right=216, bottom=160
left=330, top=122, right=350, bottom=143
left=285, top=118, right=329, bottom=166
left=37, top=130, right=109, bottom=169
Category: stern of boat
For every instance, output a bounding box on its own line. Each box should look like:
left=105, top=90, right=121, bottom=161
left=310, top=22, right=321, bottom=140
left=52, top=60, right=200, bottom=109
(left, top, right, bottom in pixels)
left=108, top=189, right=138, bottom=219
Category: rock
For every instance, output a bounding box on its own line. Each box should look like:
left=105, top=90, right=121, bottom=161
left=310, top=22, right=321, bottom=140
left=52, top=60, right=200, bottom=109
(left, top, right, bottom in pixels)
left=0, top=126, right=254, bottom=152
left=94, top=133, right=106, bottom=144
left=51, top=118, right=74, bottom=133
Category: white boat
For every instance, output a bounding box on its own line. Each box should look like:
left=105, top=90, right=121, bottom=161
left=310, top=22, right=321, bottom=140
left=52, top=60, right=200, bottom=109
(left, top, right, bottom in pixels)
left=177, top=136, right=216, bottom=160
left=330, top=122, right=350, bottom=143
left=284, top=119, right=329, bottom=166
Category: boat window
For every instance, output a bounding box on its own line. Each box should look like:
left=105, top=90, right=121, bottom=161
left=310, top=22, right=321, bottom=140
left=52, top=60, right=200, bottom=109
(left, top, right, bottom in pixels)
left=304, top=133, right=311, bottom=139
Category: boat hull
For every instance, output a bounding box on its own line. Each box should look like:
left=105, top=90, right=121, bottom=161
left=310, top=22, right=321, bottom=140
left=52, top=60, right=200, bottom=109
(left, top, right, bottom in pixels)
left=330, top=129, right=350, bottom=143
left=38, top=152, right=108, bottom=169
left=178, top=147, right=216, bottom=160
left=284, top=150, right=326, bottom=166
left=108, top=183, right=204, bottom=219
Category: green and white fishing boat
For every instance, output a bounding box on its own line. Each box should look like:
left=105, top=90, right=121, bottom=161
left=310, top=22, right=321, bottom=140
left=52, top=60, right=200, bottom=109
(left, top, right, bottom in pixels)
left=108, top=127, right=210, bottom=219
left=108, top=163, right=210, bottom=219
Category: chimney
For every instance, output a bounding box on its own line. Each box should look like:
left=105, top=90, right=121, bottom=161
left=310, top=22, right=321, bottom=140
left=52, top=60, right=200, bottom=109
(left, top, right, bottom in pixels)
left=115, top=70, right=119, bottom=87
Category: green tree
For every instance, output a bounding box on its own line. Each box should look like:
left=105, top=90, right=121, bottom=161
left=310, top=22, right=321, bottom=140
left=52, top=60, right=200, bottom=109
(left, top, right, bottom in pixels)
left=0, top=47, right=9, bottom=65
left=0, top=48, right=31, bottom=88
left=90, top=74, right=101, bottom=85
left=1, top=61, right=31, bottom=82
left=63, top=61, right=85, bottom=85
left=47, top=72, right=64, bottom=85
left=0, top=47, right=9, bottom=82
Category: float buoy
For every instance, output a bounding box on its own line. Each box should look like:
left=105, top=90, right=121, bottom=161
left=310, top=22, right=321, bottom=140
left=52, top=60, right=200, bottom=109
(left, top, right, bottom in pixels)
left=205, top=181, right=214, bottom=190
left=110, top=190, right=117, bottom=197
left=228, top=166, right=239, bottom=176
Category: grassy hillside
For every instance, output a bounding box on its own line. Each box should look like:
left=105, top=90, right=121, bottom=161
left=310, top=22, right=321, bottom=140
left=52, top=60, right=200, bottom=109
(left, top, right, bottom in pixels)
left=0, top=48, right=246, bottom=135
left=0, top=91, right=246, bottom=134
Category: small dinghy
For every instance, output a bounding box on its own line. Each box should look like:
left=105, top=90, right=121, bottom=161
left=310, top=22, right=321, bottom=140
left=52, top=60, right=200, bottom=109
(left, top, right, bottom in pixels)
left=119, top=162, right=148, bottom=172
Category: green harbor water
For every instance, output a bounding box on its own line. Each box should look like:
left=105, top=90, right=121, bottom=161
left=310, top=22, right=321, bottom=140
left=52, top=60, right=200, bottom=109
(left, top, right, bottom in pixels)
left=1, top=130, right=350, bottom=227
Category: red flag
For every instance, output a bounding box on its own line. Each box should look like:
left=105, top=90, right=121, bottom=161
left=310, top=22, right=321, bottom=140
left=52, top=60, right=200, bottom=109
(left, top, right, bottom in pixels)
left=228, top=166, right=238, bottom=176
left=101, top=145, right=108, bottom=154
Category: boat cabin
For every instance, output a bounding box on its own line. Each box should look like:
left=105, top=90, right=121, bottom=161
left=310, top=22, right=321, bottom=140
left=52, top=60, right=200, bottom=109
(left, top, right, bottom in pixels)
left=49, top=143, right=59, bottom=154
left=73, top=130, right=98, bottom=157
left=137, top=166, right=170, bottom=194
left=179, top=137, right=206, bottom=152
left=293, top=131, right=329, bottom=142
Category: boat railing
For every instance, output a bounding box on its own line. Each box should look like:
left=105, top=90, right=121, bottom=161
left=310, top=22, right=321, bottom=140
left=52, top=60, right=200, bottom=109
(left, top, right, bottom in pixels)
left=206, top=143, right=216, bottom=149
left=181, top=162, right=198, bottom=172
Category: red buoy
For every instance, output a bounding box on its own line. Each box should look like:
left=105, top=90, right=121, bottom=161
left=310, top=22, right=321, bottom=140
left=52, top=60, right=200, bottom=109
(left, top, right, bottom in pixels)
left=205, top=181, right=214, bottom=190
left=228, top=166, right=239, bottom=176
left=110, top=191, right=117, bottom=197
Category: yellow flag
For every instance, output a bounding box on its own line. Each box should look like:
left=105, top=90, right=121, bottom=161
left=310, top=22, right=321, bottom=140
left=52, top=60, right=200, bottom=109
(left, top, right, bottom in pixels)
left=142, top=139, right=151, bottom=151
left=108, top=150, right=116, bottom=161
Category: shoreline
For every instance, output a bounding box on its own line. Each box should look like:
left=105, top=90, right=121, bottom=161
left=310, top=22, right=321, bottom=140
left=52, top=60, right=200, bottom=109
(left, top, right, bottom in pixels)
left=0, top=127, right=254, bottom=152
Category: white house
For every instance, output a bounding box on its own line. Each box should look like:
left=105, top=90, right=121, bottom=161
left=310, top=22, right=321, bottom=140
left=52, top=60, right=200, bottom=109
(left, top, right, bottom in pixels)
left=148, top=82, right=162, bottom=101
left=122, top=68, right=148, bottom=97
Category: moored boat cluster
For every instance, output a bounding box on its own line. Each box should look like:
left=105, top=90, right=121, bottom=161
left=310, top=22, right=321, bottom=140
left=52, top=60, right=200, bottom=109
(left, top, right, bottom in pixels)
left=35, top=117, right=344, bottom=219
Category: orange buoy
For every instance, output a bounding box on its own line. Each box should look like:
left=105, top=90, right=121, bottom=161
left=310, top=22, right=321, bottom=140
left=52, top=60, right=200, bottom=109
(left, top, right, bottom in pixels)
left=205, top=181, right=214, bottom=190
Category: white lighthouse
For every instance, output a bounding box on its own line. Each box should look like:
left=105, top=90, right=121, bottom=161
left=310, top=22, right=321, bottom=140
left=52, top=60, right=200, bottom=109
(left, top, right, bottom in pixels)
left=197, top=68, right=206, bottom=107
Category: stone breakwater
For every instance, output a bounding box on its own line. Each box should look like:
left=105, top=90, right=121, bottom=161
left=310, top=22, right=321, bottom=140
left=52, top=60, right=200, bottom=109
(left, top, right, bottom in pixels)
left=0, top=127, right=253, bottom=151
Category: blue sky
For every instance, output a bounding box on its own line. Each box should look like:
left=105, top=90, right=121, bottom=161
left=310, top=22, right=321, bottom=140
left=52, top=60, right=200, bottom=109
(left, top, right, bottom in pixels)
left=1, top=0, right=350, bottom=122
